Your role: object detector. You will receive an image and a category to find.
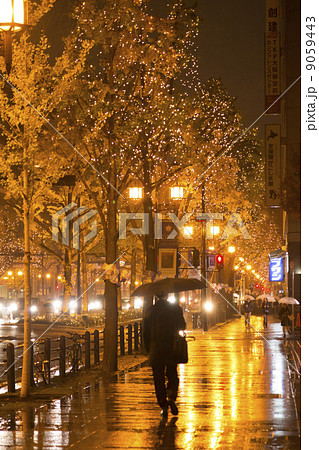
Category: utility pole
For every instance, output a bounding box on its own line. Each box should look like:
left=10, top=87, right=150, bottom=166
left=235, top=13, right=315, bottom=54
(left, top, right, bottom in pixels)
left=201, top=183, right=208, bottom=331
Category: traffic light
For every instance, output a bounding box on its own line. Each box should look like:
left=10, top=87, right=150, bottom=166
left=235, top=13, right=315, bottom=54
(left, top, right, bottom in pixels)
left=255, top=284, right=259, bottom=289
left=191, top=249, right=200, bottom=267
left=216, top=254, right=224, bottom=270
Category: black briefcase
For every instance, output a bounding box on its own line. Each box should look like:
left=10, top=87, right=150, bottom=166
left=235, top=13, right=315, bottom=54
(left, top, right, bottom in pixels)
left=173, top=334, right=188, bottom=364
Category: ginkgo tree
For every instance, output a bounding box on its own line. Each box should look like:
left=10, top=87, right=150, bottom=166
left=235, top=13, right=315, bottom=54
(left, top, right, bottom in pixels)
left=0, top=0, right=60, bottom=397
left=48, top=0, right=200, bottom=371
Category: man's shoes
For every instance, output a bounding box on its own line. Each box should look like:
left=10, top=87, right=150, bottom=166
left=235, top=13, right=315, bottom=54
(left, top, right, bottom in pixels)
left=161, top=407, right=168, bottom=419
left=168, top=400, right=178, bottom=416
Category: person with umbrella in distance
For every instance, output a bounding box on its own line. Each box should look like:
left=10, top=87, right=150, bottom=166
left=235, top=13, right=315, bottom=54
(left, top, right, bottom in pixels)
left=279, top=303, right=291, bottom=338
left=243, top=298, right=253, bottom=328
left=262, top=299, right=270, bottom=328
left=143, top=291, right=186, bottom=419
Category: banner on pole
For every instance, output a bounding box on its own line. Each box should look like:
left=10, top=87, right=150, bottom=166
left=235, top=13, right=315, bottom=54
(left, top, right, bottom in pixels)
left=265, top=0, right=280, bottom=114
left=265, top=124, right=281, bottom=206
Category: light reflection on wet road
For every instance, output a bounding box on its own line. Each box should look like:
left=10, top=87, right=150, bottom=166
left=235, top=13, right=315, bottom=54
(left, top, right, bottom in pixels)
left=0, top=316, right=300, bottom=449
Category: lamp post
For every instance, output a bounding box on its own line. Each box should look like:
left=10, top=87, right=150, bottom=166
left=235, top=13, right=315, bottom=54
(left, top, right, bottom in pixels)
left=0, top=0, right=28, bottom=73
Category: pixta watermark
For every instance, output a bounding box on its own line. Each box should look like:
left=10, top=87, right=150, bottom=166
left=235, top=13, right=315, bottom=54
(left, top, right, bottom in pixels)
left=52, top=203, right=97, bottom=249
left=118, top=212, right=250, bottom=240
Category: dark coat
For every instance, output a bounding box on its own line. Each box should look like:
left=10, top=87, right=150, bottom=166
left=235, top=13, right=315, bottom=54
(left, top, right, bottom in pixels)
left=262, top=301, right=270, bottom=314
left=243, top=300, right=253, bottom=313
left=143, top=299, right=186, bottom=366
left=280, top=306, right=290, bottom=326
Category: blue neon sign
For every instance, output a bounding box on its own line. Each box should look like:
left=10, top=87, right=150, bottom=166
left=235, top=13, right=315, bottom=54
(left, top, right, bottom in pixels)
left=269, top=257, right=284, bottom=282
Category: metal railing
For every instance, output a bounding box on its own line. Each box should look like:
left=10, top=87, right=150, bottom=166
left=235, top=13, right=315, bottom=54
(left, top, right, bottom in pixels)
left=1, top=320, right=143, bottom=394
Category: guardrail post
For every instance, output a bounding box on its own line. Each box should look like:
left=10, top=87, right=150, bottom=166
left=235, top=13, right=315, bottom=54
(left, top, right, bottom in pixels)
left=85, top=331, right=91, bottom=368
left=44, top=338, right=51, bottom=384
left=60, top=335, right=66, bottom=378
left=127, top=324, right=132, bottom=355
left=7, top=343, right=15, bottom=393
left=94, top=330, right=100, bottom=365
left=30, top=344, right=35, bottom=387
left=119, top=325, right=125, bottom=355
left=133, top=322, right=139, bottom=350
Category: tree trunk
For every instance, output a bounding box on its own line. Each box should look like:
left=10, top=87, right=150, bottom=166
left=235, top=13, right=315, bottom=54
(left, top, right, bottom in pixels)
left=20, top=158, right=31, bottom=398
left=63, top=248, right=72, bottom=314
left=103, top=205, right=118, bottom=371
left=76, top=250, right=81, bottom=314
left=143, top=157, right=156, bottom=273
left=103, top=279, right=118, bottom=372
left=130, top=248, right=136, bottom=307
left=102, top=164, right=118, bottom=372
left=82, top=250, right=88, bottom=313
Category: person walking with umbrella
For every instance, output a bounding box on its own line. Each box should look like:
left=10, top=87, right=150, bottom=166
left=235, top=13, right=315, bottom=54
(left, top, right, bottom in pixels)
left=243, top=298, right=253, bottom=328
left=262, top=299, right=270, bottom=328
left=143, top=292, right=186, bottom=419
left=279, top=303, right=290, bottom=338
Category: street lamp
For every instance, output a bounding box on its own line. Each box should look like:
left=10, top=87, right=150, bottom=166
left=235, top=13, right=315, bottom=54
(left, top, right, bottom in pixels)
left=129, top=187, right=143, bottom=199
left=0, top=0, right=28, bottom=73
left=170, top=186, right=184, bottom=199
left=210, top=225, right=220, bottom=236
left=228, top=246, right=235, bottom=253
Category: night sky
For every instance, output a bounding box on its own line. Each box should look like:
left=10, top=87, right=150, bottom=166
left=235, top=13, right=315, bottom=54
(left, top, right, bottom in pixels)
left=197, top=0, right=265, bottom=128
left=42, top=0, right=267, bottom=131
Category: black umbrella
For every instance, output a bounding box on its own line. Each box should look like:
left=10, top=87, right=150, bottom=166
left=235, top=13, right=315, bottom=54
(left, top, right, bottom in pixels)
left=132, top=277, right=205, bottom=297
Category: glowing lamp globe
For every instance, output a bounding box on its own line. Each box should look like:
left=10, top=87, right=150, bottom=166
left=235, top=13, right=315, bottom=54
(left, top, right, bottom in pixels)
left=0, top=0, right=28, bottom=73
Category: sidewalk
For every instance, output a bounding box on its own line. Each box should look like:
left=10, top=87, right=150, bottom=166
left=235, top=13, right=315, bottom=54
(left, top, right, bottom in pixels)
left=0, top=316, right=301, bottom=449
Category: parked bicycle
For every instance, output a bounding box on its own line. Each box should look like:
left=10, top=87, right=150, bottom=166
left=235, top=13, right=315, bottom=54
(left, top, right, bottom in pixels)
left=33, top=339, right=50, bottom=385
left=66, top=332, right=83, bottom=373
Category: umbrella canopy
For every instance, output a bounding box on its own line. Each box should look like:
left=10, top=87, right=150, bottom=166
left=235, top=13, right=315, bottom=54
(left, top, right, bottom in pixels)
left=256, top=294, right=276, bottom=302
left=279, top=297, right=300, bottom=305
left=243, top=295, right=255, bottom=301
left=132, top=277, right=205, bottom=298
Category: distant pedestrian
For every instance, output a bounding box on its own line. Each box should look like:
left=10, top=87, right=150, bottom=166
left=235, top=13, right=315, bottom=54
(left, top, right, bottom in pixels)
left=143, top=293, right=186, bottom=419
left=262, top=299, right=270, bottom=328
left=243, top=300, right=253, bottom=327
left=279, top=304, right=290, bottom=338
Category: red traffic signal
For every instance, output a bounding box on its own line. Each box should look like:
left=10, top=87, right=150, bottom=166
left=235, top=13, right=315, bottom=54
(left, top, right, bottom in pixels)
left=261, top=286, right=264, bottom=291
left=216, top=254, right=223, bottom=264
left=216, top=254, right=224, bottom=270
left=255, top=284, right=259, bottom=289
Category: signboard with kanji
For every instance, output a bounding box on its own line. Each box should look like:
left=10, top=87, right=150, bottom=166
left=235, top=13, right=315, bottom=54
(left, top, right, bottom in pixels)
left=265, top=124, right=281, bottom=207
left=269, top=257, right=284, bottom=282
left=265, top=0, right=280, bottom=114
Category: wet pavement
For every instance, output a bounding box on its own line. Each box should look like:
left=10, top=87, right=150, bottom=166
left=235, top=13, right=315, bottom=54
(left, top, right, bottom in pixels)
left=0, top=316, right=300, bottom=449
